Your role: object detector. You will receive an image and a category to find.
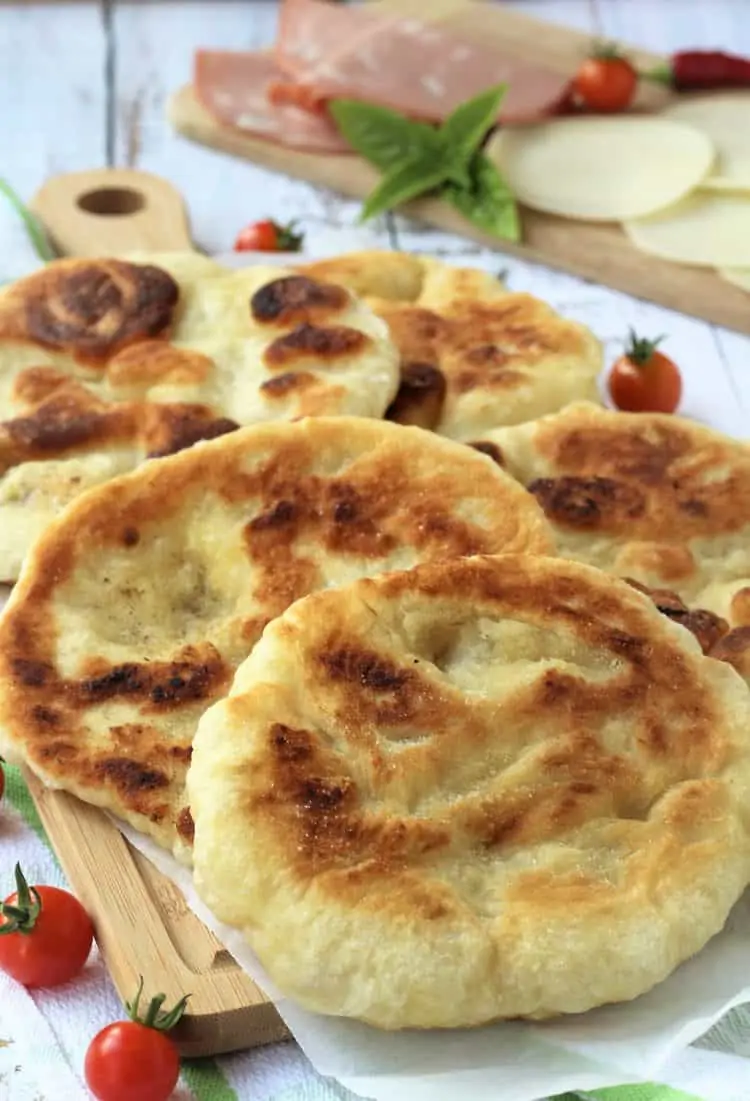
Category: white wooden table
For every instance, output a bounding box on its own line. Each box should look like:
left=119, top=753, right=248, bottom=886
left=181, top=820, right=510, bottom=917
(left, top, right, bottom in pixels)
left=1, top=0, right=749, bottom=436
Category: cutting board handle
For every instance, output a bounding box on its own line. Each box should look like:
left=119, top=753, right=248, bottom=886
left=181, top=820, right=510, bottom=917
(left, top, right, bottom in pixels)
left=30, top=168, right=194, bottom=257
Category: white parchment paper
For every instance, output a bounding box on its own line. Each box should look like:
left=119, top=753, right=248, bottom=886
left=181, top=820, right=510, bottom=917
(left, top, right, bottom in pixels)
left=115, top=819, right=750, bottom=1101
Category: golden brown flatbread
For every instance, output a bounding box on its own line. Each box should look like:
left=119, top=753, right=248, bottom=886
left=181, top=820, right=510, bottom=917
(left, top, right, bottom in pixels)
left=300, top=250, right=511, bottom=311
left=188, top=554, right=750, bottom=1028
left=486, top=402, right=750, bottom=630
left=0, top=417, right=552, bottom=862
left=0, top=253, right=400, bottom=581
left=301, top=250, right=603, bottom=439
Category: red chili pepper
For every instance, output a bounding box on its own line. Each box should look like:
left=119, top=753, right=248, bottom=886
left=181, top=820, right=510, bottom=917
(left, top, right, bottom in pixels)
left=644, top=50, right=750, bottom=90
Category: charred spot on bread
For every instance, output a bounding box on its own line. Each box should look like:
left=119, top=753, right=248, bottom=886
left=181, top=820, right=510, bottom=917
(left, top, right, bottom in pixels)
left=250, top=276, right=348, bottom=325
left=16, top=260, right=178, bottom=360
left=529, top=475, right=646, bottom=529
left=263, top=324, right=369, bottom=368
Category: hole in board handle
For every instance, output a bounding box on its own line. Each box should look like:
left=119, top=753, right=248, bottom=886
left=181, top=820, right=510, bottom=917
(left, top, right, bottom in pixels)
left=77, top=187, right=146, bottom=217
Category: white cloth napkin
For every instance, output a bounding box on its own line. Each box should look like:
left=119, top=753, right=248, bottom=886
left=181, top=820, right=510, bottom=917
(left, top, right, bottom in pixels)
left=5, top=773, right=750, bottom=1101
left=0, top=766, right=345, bottom=1101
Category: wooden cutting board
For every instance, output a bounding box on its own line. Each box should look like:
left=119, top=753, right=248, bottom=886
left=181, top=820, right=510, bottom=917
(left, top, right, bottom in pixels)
left=9, top=173, right=287, bottom=1056
left=24, top=771, right=287, bottom=1057
left=168, top=0, right=750, bottom=337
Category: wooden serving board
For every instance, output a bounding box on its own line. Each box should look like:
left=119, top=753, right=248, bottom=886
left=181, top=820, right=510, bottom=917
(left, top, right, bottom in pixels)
left=168, top=0, right=750, bottom=336
left=24, top=771, right=287, bottom=1057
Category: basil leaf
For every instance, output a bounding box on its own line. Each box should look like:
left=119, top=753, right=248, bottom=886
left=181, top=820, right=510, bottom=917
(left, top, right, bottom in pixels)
left=329, top=99, right=443, bottom=172
left=443, top=152, right=520, bottom=242
left=441, top=84, right=507, bottom=163
left=331, top=87, right=518, bottom=238
left=443, top=161, right=472, bottom=190
left=359, top=158, right=448, bottom=222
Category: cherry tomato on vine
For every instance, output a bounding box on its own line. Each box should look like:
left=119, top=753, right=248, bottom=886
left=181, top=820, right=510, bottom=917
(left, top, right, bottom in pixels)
left=574, top=46, right=638, bottom=112
left=85, top=979, right=190, bottom=1101
left=608, top=330, right=682, bottom=414
left=233, top=218, right=304, bottom=252
left=0, top=863, right=94, bottom=987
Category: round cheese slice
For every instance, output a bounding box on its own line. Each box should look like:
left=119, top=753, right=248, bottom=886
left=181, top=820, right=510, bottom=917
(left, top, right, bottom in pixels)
left=625, top=192, right=750, bottom=267
left=662, top=94, right=750, bottom=192
left=490, top=116, right=715, bottom=222
left=719, top=266, right=750, bottom=292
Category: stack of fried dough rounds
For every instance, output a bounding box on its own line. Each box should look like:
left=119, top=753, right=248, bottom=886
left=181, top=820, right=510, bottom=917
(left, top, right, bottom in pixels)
left=301, top=254, right=750, bottom=683
left=0, top=248, right=600, bottom=580
left=0, top=415, right=552, bottom=863
left=0, top=251, right=401, bottom=581
left=2, top=248, right=750, bottom=1031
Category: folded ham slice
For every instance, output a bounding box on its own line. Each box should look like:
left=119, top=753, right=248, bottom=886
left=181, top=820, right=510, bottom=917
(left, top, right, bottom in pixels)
left=276, top=0, right=390, bottom=70
left=194, top=50, right=352, bottom=153
left=271, top=0, right=571, bottom=125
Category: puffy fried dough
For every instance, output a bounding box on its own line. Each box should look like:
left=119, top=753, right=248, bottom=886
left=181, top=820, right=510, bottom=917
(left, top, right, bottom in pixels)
left=0, top=417, right=551, bottom=862
left=188, top=554, right=750, bottom=1028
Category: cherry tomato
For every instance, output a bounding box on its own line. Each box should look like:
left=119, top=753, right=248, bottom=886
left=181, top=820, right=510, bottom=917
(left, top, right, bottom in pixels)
left=233, top=218, right=304, bottom=252
left=0, top=863, right=94, bottom=987
left=85, top=1021, right=180, bottom=1101
left=608, top=330, right=682, bottom=414
left=574, top=49, right=638, bottom=112
left=84, top=979, right=189, bottom=1101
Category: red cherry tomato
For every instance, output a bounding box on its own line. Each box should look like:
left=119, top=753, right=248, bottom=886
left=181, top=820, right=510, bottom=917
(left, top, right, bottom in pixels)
left=0, top=863, right=94, bottom=988
left=84, top=978, right=189, bottom=1101
left=85, top=1020, right=180, bottom=1101
left=233, top=218, right=304, bottom=252
left=608, top=331, right=682, bottom=414
left=574, top=50, right=638, bottom=112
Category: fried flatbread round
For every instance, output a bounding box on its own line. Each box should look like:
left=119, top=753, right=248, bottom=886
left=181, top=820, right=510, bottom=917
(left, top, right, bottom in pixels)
left=301, top=250, right=510, bottom=311
left=379, top=294, right=602, bottom=439
left=0, top=417, right=552, bottom=862
left=301, top=251, right=603, bottom=439
left=0, top=377, right=237, bottom=583
left=188, top=554, right=750, bottom=1028
left=0, top=254, right=400, bottom=580
left=485, top=402, right=750, bottom=629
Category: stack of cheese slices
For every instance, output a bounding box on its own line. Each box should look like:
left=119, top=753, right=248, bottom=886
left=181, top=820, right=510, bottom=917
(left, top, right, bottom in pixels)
left=0, top=248, right=749, bottom=1030
left=490, top=93, right=750, bottom=283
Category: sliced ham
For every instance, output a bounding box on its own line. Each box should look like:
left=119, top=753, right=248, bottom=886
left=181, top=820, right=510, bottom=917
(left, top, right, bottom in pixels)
left=194, top=50, right=352, bottom=153
left=271, top=0, right=571, bottom=126
left=271, top=0, right=397, bottom=114
left=274, top=0, right=393, bottom=80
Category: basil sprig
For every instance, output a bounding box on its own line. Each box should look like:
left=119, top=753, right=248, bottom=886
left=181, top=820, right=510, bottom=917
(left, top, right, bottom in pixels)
left=0, top=178, right=56, bottom=261
left=329, top=85, right=520, bottom=241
